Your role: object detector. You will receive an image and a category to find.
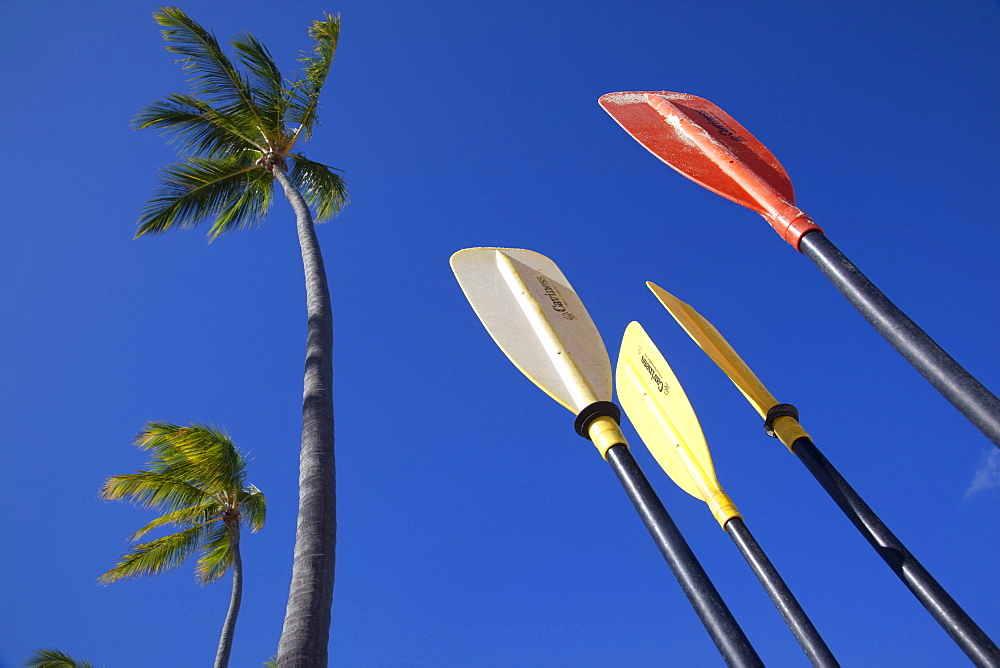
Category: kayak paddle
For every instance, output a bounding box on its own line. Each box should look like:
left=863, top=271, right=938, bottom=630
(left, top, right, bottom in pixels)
left=617, top=321, right=839, bottom=667
left=598, top=91, right=1000, bottom=449
left=648, top=281, right=1000, bottom=667
left=450, top=247, right=762, bottom=667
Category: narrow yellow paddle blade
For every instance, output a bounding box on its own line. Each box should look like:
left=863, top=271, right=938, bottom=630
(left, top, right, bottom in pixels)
left=450, top=248, right=612, bottom=413
left=647, top=282, right=777, bottom=418
left=647, top=282, right=810, bottom=451
left=617, top=322, right=739, bottom=528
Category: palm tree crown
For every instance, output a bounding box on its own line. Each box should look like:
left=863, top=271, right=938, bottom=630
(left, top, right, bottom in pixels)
left=100, top=422, right=265, bottom=667
left=134, top=6, right=347, bottom=240
left=99, top=422, right=265, bottom=585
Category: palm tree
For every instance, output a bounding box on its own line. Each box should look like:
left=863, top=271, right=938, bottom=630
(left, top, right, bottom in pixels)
left=133, top=8, right=345, bottom=665
left=100, top=422, right=266, bottom=668
left=25, top=649, right=94, bottom=668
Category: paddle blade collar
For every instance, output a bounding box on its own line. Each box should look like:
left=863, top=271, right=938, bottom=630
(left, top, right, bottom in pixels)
left=598, top=91, right=822, bottom=249
left=616, top=321, right=739, bottom=528
left=450, top=248, right=613, bottom=414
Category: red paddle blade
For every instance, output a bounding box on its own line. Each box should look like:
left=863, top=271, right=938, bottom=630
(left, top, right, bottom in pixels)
left=599, top=91, right=821, bottom=249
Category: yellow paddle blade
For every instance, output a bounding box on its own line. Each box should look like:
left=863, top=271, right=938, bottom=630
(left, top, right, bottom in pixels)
left=647, top=282, right=809, bottom=451
left=647, top=282, right=777, bottom=418
left=617, top=322, right=739, bottom=528
left=450, top=248, right=612, bottom=413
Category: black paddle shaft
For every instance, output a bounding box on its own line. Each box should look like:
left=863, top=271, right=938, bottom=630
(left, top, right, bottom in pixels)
left=724, top=517, right=839, bottom=667
left=605, top=444, right=763, bottom=667
left=792, top=436, right=1000, bottom=667
left=799, top=231, right=1000, bottom=448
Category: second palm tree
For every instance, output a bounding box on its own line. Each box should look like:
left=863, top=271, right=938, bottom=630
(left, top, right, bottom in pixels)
left=100, top=422, right=266, bottom=668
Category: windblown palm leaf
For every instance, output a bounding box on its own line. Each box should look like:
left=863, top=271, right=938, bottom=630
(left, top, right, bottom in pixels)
left=128, top=502, right=219, bottom=540
left=137, top=157, right=273, bottom=238
left=100, top=524, right=207, bottom=582
left=154, top=7, right=261, bottom=125
left=231, top=33, right=287, bottom=132
left=26, top=648, right=94, bottom=668
left=133, top=93, right=261, bottom=158
left=288, top=154, right=348, bottom=222
left=136, top=8, right=344, bottom=664
left=101, top=470, right=209, bottom=513
left=288, top=16, right=341, bottom=143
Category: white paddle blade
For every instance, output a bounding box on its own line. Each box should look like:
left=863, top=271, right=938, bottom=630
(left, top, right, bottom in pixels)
left=616, top=321, right=721, bottom=502
left=450, top=248, right=612, bottom=413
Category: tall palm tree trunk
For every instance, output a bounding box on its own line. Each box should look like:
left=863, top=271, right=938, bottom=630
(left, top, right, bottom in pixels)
left=273, top=168, right=337, bottom=666
left=215, top=519, right=243, bottom=668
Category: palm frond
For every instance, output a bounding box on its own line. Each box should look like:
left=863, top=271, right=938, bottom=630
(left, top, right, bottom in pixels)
left=231, top=32, right=288, bottom=136
left=26, top=648, right=94, bottom=668
left=133, top=93, right=263, bottom=157
left=100, top=471, right=209, bottom=514
left=99, top=524, right=206, bottom=583
left=133, top=420, right=194, bottom=464
left=287, top=154, right=348, bottom=222
left=204, top=164, right=276, bottom=240
left=153, top=7, right=267, bottom=133
left=137, top=421, right=231, bottom=459
left=196, top=520, right=234, bottom=584
left=129, top=502, right=222, bottom=541
left=240, top=486, right=267, bottom=532
left=147, top=424, right=245, bottom=482
left=287, top=13, right=341, bottom=145
left=135, top=156, right=273, bottom=240
left=128, top=424, right=253, bottom=507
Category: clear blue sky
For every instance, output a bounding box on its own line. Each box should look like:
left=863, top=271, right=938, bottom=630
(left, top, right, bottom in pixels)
left=1, top=1, right=998, bottom=666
